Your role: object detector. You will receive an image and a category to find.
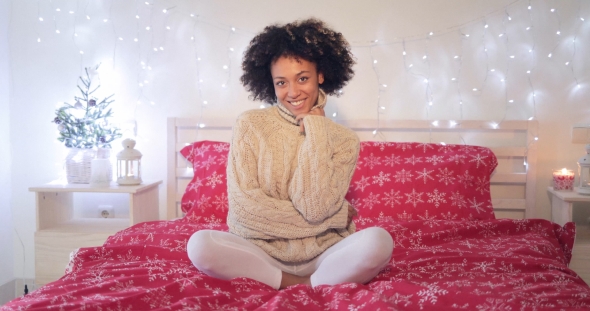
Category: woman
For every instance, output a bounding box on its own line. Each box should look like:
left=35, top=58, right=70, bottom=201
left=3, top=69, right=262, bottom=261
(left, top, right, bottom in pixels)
left=187, top=18, right=394, bottom=290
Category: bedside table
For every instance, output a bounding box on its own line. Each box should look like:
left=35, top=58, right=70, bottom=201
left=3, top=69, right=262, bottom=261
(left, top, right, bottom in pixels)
left=547, top=186, right=590, bottom=226
left=30, top=180, right=162, bottom=286
left=547, top=187, right=590, bottom=286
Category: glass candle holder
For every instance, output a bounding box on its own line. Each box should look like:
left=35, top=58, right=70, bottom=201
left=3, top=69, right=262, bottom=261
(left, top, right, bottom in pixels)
left=553, top=168, right=575, bottom=191
left=90, top=158, right=112, bottom=187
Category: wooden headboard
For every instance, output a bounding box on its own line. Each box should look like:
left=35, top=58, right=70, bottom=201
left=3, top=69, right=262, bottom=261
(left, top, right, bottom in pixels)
left=167, top=117, right=538, bottom=220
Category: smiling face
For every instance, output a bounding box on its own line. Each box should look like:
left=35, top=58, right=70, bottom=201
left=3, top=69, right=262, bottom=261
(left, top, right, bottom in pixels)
left=270, top=56, right=324, bottom=117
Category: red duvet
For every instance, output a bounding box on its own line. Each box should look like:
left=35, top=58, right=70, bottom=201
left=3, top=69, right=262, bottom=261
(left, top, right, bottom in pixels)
left=3, top=217, right=589, bottom=310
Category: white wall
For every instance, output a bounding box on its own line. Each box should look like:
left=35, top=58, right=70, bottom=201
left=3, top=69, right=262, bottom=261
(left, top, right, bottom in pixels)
left=0, top=0, right=14, bottom=288
left=7, top=0, right=590, bottom=280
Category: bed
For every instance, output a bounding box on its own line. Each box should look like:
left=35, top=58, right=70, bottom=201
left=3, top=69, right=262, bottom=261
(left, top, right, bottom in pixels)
left=3, top=118, right=590, bottom=311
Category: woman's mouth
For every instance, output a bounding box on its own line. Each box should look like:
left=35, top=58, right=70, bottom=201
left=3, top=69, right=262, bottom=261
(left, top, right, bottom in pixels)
left=289, top=99, right=305, bottom=107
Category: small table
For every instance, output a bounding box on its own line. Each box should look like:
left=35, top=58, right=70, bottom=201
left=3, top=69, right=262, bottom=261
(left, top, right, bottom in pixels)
left=30, top=180, right=162, bottom=285
left=547, top=187, right=590, bottom=226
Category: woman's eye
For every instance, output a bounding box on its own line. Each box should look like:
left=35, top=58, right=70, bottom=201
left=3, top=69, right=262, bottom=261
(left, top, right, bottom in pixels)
left=276, top=81, right=285, bottom=86
left=299, top=77, right=308, bottom=82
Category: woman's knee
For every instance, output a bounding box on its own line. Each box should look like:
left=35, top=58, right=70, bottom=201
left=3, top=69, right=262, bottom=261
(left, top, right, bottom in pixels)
left=360, top=227, right=394, bottom=264
left=187, top=230, right=218, bottom=271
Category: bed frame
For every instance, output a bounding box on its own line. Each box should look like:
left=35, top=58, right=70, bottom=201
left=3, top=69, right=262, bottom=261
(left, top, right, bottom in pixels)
left=167, top=118, right=538, bottom=221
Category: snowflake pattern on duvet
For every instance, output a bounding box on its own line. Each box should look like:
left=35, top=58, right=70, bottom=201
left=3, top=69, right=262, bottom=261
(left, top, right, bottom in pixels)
left=4, top=141, right=589, bottom=310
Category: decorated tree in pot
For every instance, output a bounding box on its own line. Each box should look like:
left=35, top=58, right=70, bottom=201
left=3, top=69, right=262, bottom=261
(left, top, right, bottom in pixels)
left=53, top=65, right=122, bottom=183
left=53, top=65, right=121, bottom=149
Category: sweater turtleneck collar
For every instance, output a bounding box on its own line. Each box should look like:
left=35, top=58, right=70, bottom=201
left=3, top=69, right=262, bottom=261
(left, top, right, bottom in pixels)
left=276, top=89, right=327, bottom=126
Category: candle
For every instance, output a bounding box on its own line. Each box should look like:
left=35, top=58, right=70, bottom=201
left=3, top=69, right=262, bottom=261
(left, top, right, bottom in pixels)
left=553, top=168, right=575, bottom=191
left=89, top=159, right=111, bottom=187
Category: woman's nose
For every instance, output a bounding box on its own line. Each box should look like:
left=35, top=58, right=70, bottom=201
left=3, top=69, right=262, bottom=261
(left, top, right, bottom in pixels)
left=287, top=84, right=300, bottom=98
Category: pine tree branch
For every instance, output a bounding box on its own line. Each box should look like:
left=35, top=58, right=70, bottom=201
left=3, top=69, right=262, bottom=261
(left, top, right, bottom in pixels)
left=98, top=94, right=114, bottom=106
left=79, top=76, right=89, bottom=88
left=88, top=85, right=100, bottom=95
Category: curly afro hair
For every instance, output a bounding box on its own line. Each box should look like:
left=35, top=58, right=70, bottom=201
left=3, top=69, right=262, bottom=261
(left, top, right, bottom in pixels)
left=240, top=18, right=356, bottom=104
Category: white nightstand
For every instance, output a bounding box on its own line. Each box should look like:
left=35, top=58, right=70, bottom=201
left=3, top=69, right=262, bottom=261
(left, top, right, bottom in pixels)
left=547, top=186, right=590, bottom=226
left=30, top=180, right=162, bottom=286
left=547, top=186, right=590, bottom=285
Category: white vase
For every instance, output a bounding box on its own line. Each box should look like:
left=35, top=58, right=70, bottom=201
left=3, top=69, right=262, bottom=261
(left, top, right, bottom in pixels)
left=96, top=148, right=113, bottom=182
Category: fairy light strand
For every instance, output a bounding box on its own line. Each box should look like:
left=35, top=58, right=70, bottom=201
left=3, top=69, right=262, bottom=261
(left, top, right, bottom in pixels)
left=28, top=0, right=588, bottom=152
left=455, top=31, right=466, bottom=120
left=546, top=6, right=563, bottom=59
left=403, top=41, right=432, bottom=108
left=551, top=6, right=562, bottom=36
left=568, top=0, right=584, bottom=88
left=477, top=19, right=490, bottom=96
left=369, top=43, right=382, bottom=137
left=71, top=0, right=84, bottom=71
left=134, top=0, right=147, bottom=117
left=159, top=5, right=176, bottom=54
left=498, top=9, right=512, bottom=125
left=222, top=27, right=234, bottom=89
left=107, top=0, right=119, bottom=68
left=401, top=40, right=408, bottom=71
left=192, top=16, right=207, bottom=131
left=36, top=0, right=42, bottom=42
left=425, top=32, right=433, bottom=110
left=49, top=0, right=59, bottom=35
left=192, top=15, right=207, bottom=132
left=526, top=0, right=538, bottom=121
left=424, top=32, right=434, bottom=143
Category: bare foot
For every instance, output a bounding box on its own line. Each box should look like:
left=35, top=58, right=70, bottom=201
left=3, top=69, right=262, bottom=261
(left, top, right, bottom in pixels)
left=279, top=271, right=311, bottom=289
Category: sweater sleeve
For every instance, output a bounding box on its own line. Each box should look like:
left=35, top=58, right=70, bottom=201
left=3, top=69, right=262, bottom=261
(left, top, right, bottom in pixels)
left=226, top=116, right=349, bottom=240
left=288, top=115, right=360, bottom=224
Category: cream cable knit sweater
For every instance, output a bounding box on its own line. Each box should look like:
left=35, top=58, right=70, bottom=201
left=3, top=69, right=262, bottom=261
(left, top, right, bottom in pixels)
left=226, top=91, right=360, bottom=263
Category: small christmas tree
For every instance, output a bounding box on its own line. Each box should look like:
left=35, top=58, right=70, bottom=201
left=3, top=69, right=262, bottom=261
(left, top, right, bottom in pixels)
left=53, top=65, right=122, bottom=149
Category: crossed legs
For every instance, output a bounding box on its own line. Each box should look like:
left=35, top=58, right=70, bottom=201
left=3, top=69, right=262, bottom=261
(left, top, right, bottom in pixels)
left=186, top=227, right=394, bottom=290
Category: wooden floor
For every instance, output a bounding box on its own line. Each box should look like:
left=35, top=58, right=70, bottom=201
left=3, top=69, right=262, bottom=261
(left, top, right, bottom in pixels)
left=570, top=224, right=590, bottom=285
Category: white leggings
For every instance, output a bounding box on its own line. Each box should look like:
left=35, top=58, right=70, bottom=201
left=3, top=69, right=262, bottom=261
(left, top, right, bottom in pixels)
left=186, top=227, right=394, bottom=290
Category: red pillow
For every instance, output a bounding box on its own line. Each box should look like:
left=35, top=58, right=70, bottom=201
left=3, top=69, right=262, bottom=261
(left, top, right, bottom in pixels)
left=181, top=141, right=498, bottom=223
left=345, top=142, right=498, bottom=221
left=180, top=141, right=229, bottom=222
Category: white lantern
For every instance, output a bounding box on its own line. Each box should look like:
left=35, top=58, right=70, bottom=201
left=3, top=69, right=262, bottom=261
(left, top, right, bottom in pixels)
left=577, top=144, right=590, bottom=195
left=116, top=138, right=142, bottom=185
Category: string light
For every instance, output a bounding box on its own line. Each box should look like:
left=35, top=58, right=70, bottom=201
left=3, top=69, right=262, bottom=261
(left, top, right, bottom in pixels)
left=220, top=26, right=236, bottom=90
left=566, top=0, right=585, bottom=89
left=499, top=9, right=512, bottom=125
left=453, top=31, right=466, bottom=118
left=369, top=43, right=383, bottom=136
left=525, top=0, right=538, bottom=122
left=29, top=0, right=579, bottom=157
left=476, top=19, right=491, bottom=95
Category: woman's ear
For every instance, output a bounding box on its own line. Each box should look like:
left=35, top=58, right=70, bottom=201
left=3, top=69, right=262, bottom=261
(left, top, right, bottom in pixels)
left=318, top=72, right=324, bottom=85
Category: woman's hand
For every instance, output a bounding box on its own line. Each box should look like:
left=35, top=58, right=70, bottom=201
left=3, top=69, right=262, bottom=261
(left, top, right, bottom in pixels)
left=295, top=107, right=325, bottom=134
left=347, top=204, right=358, bottom=226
